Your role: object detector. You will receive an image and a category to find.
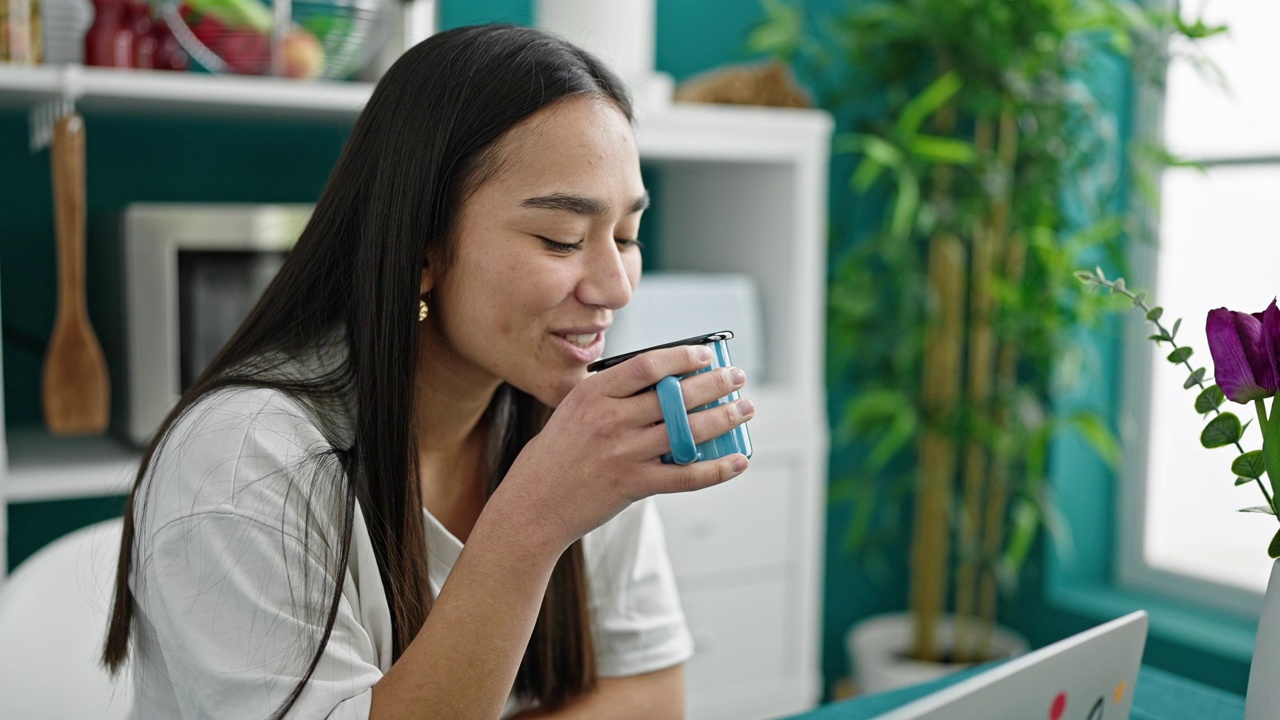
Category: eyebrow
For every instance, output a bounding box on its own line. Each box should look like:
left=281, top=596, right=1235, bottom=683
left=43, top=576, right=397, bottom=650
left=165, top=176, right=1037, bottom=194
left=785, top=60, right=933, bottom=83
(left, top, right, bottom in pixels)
left=520, top=192, right=650, bottom=217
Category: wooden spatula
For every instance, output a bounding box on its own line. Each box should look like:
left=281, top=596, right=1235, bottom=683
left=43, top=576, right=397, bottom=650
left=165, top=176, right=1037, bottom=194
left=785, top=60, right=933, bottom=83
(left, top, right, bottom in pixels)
left=43, top=113, right=109, bottom=435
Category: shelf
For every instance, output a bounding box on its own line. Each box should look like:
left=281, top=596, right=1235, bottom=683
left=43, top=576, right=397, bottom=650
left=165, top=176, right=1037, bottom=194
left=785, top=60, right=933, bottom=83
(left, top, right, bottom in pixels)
left=0, top=64, right=372, bottom=121
left=0, top=63, right=832, bottom=161
left=3, top=429, right=138, bottom=503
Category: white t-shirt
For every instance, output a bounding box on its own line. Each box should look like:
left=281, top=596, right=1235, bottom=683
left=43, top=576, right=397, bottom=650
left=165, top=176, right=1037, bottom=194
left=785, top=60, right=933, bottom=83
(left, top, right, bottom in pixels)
left=126, top=386, right=694, bottom=719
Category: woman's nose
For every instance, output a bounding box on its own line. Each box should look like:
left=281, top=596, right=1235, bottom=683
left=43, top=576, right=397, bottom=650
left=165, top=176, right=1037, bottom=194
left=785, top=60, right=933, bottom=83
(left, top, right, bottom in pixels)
left=577, top=242, right=635, bottom=310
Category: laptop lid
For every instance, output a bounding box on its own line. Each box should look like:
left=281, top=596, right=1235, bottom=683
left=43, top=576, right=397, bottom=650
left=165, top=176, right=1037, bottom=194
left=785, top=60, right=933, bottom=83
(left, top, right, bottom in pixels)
left=875, top=611, right=1149, bottom=720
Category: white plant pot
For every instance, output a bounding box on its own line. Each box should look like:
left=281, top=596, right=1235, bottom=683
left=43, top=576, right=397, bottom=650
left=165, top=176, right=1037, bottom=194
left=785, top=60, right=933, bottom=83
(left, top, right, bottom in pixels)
left=1246, top=559, right=1280, bottom=719
left=847, top=612, right=1030, bottom=695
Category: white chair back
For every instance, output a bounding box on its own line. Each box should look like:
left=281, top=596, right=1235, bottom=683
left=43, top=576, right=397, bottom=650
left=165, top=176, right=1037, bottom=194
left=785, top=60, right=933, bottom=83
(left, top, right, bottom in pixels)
left=0, top=518, right=133, bottom=719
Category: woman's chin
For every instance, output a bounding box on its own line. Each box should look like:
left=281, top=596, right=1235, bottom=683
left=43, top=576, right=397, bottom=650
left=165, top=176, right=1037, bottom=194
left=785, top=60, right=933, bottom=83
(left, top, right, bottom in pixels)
left=510, top=371, right=585, bottom=409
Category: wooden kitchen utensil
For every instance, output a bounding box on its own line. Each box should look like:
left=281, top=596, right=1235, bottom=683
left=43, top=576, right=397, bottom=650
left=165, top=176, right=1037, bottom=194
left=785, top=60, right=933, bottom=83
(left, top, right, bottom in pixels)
left=43, top=113, right=109, bottom=435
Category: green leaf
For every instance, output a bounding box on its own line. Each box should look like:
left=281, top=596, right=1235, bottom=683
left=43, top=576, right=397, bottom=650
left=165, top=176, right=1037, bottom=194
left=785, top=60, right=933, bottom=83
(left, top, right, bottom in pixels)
left=1239, top=506, right=1276, bottom=515
left=1067, top=412, right=1120, bottom=469
left=1195, top=385, right=1226, bottom=414
left=1237, top=477, right=1255, bottom=486
left=1184, top=368, right=1206, bottom=389
left=1148, top=333, right=1171, bottom=343
left=1232, top=450, right=1266, bottom=479
left=888, top=167, right=920, bottom=242
left=745, top=0, right=803, bottom=56
left=906, top=134, right=977, bottom=164
left=1201, top=412, right=1243, bottom=449
left=1171, top=318, right=1183, bottom=339
left=1167, top=347, right=1193, bottom=364
left=895, top=71, right=962, bottom=138
left=1001, top=498, right=1040, bottom=578
left=1270, top=529, right=1280, bottom=560
left=851, top=156, right=887, bottom=192
left=1146, top=307, right=1163, bottom=322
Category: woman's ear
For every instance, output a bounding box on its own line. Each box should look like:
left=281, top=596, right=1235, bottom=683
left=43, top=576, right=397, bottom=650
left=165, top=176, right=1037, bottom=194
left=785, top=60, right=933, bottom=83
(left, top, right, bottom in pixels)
left=420, top=266, right=434, bottom=296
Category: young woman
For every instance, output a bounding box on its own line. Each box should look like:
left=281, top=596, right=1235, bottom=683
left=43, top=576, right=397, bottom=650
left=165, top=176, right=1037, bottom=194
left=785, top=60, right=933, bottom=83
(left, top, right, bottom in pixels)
left=101, top=23, right=753, bottom=720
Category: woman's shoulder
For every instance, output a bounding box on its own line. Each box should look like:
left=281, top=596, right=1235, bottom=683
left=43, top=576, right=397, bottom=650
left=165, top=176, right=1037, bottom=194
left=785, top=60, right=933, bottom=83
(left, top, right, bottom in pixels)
left=138, top=385, right=348, bottom=542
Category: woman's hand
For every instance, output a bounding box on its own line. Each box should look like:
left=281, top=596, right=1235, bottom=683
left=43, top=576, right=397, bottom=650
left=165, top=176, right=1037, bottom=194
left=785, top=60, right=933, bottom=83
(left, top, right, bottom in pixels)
left=498, top=344, right=753, bottom=553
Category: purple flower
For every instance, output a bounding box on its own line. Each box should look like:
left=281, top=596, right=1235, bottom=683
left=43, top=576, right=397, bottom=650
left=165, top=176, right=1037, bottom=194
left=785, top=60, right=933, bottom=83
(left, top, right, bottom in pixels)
left=1206, top=300, right=1280, bottom=404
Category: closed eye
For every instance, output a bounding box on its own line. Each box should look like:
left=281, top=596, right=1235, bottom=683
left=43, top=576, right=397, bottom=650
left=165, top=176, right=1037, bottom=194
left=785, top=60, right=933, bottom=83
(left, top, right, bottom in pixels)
left=616, top=238, right=644, bottom=250
left=538, top=236, right=582, bottom=253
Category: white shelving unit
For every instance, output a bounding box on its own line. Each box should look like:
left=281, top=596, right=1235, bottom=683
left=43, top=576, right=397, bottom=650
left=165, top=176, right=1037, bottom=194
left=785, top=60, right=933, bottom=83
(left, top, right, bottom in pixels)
left=0, top=64, right=832, bottom=720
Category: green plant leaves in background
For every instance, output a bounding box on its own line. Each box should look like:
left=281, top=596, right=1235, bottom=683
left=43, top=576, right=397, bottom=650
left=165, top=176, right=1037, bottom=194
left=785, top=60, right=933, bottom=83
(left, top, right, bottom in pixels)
left=1066, top=411, right=1121, bottom=469
left=1232, top=450, right=1265, bottom=479
left=747, top=0, right=804, bottom=59
left=906, top=135, right=978, bottom=165
left=1167, top=346, right=1192, bottom=364
left=1239, top=506, right=1276, bottom=515
left=895, top=71, right=962, bottom=138
left=1270, top=529, right=1280, bottom=559
left=1195, top=385, right=1226, bottom=414
left=1146, top=306, right=1163, bottom=322
left=1201, top=412, right=1243, bottom=449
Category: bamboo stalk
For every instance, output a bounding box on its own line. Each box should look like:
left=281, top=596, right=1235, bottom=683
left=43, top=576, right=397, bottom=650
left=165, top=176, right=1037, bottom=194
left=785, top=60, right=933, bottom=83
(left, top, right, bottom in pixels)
left=911, top=231, right=966, bottom=662
left=952, top=118, right=997, bottom=664
left=974, top=106, right=1022, bottom=661
left=909, top=94, right=966, bottom=663
left=957, top=102, right=1020, bottom=662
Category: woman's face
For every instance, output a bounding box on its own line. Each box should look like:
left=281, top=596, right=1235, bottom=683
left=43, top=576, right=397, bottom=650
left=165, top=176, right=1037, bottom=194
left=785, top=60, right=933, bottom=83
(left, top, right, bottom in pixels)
left=426, top=95, right=646, bottom=407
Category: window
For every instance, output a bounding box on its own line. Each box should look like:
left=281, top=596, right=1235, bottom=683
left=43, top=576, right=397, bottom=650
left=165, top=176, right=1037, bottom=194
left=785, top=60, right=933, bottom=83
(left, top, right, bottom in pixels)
left=1122, top=0, right=1280, bottom=613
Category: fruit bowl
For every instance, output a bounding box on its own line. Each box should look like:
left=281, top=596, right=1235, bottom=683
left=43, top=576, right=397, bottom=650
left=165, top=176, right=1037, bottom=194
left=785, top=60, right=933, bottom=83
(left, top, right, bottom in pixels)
left=155, top=0, right=389, bottom=79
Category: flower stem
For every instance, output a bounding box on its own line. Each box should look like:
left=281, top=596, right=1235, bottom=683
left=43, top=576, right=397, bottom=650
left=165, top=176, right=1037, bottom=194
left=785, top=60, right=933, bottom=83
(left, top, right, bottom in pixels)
left=1256, top=399, right=1277, bottom=514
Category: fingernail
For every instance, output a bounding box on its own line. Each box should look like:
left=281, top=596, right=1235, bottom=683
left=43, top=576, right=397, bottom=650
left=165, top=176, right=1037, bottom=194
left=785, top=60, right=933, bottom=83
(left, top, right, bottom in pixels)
left=696, top=346, right=713, bottom=363
left=729, top=367, right=746, bottom=386
left=732, top=456, right=748, bottom=473
left=736, top=398, right=755, bottom=416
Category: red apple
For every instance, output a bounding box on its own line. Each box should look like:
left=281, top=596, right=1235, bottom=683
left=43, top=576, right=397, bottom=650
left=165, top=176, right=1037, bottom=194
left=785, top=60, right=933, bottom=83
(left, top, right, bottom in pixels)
left=217, top=28, right=269, bottom=74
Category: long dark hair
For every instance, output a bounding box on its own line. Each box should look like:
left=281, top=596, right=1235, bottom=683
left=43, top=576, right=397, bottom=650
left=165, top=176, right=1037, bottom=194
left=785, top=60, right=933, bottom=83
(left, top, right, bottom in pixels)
left=102, top=24, right=632, bottom=716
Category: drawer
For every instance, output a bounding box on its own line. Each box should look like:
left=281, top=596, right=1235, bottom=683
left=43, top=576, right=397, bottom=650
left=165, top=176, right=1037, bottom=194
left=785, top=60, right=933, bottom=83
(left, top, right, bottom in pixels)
left=681, top=578, right=790, bottom=692
left=655, top=458, right=794, bottom=580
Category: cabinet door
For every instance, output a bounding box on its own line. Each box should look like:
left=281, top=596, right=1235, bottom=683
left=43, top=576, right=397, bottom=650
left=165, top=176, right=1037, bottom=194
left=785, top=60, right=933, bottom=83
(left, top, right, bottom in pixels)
left=654, top=457, right=795, bottom=581
left=680, top=577, right=791, bottom=693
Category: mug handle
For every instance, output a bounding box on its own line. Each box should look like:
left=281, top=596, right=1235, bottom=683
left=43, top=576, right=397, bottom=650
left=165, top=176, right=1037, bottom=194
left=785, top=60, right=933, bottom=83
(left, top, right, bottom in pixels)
left=656, top=376, right=701, bottom=465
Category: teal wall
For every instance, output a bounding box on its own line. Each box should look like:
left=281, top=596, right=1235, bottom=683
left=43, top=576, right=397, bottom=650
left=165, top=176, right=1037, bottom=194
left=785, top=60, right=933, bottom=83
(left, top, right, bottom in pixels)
left=1, top=0, right=1249, bottom=705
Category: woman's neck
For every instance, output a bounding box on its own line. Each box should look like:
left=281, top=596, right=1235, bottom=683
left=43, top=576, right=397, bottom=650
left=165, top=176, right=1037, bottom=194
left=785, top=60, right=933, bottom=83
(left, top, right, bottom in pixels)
left=414, top=331, right=501, bottom=542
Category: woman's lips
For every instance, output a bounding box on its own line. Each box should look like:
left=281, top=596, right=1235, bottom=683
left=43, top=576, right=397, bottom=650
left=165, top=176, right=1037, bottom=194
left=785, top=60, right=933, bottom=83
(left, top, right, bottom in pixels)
left=551, top=331, right=605, bottom=363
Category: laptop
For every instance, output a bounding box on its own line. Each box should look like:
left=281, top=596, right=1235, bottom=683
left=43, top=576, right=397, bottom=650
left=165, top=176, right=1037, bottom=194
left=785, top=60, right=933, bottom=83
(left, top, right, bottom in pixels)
left=875, top=611, right=1149, bottom=720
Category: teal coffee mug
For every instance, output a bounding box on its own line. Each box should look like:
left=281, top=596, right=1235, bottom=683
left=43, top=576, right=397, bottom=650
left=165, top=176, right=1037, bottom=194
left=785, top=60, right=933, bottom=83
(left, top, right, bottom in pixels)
left=588, top=331, right=753, bottom=465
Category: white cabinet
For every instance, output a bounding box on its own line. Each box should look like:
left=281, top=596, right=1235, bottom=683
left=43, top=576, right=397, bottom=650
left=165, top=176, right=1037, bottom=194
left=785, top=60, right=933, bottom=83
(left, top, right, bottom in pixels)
left=0, top=65, right=831, bottom=719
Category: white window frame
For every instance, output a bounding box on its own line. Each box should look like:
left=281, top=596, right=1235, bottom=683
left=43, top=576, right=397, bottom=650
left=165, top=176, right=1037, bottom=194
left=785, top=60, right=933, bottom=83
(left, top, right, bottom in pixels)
left=1116, top=0, right=1279, bottom=618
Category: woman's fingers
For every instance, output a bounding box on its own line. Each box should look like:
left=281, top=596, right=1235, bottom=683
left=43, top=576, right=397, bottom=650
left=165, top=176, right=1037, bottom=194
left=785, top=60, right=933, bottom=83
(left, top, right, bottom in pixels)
left=647, top=453, right=751, bottom=495
left=629, top=366, right=746, bottom=423
left=595, top=345, right=715, bottom=398
left=635, top=395, right=754, bottom=459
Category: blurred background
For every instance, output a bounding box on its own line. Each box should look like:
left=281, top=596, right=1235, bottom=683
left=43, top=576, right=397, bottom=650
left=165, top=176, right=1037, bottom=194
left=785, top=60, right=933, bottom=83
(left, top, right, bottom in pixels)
left=0, top=0, right=1275, bottom=717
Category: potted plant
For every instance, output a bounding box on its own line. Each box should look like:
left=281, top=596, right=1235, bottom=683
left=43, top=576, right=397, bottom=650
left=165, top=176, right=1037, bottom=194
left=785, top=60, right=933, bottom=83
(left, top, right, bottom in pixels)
left=749, top=0, right=1220, bottom=693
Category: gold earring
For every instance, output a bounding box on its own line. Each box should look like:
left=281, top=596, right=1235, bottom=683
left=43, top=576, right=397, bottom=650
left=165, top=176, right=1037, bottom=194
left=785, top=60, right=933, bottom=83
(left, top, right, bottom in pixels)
left=419, top=299, right=429, bottom=322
